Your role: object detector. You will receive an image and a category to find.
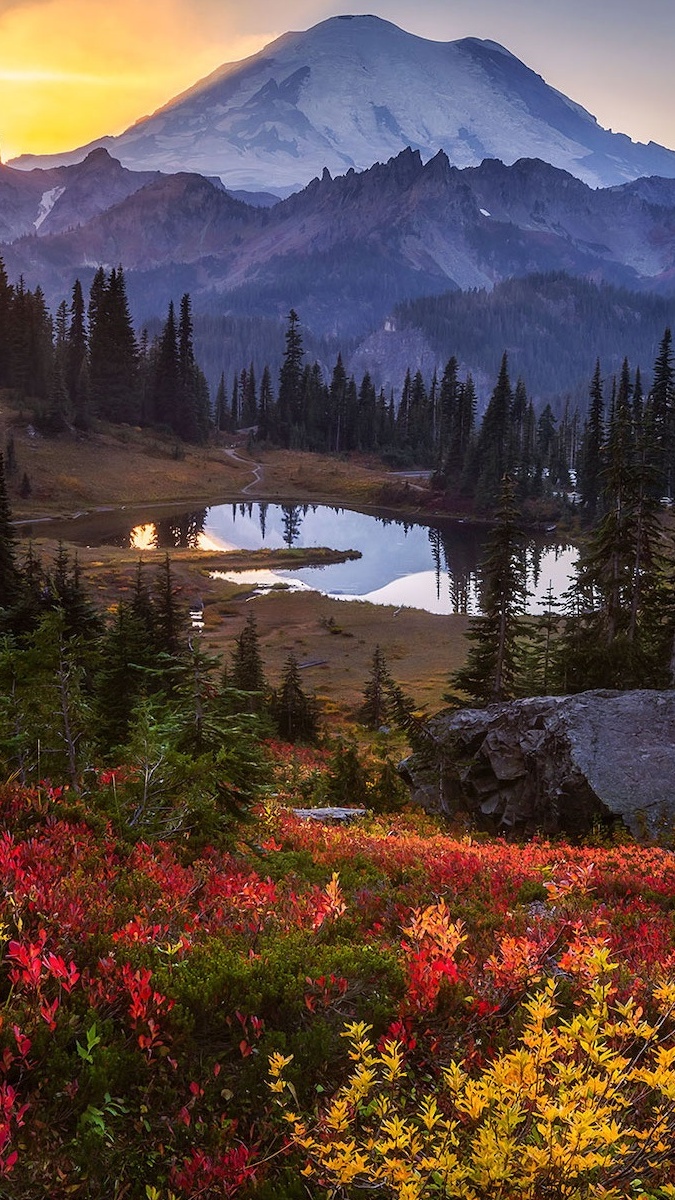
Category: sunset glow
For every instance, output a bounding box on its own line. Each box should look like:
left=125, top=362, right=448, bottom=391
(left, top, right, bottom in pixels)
left=0, top=0, right=673, bottom=165
left=0, top=0, right=271, bottom=161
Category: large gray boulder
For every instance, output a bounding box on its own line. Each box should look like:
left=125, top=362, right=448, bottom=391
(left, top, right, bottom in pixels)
left=400, top=691, right=675, bottom=841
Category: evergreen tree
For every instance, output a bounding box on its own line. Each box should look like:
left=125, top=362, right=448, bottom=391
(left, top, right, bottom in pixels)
left=276, top=309, right=304, bottom=444
left=560, top=360, right=675, bottom=691
left=89, top=268, right=138, bottom=422
left=152, top=554, right=186, bottom=659
left=0, top=453, right=20, bottom=613
left=93, top=601, right=153, bottom=753
left=214, top=372, right=228, bottom=432
left=448, top=474, right=528, bottom=705
left=67, top=279, right=89, bottom=428
left=356, top=371, right=377, bottom=452
left=151, top=300, right=181, bottom=431
left=272, top=653, right=320, bottom=743
left=0, top=257, right=13, bottom=388
left=229, top=611, right=267, bottom=713
left=360, top=645, right=393, bottom=729
left=647, top=328, right=675, bottom=498
left=240, top=361, right=258, bottom=427
left=329, top=354, right=348, bottom=453
left=578, top=360, right=605, bottom=515
left=174, top=292, right=210, bottom=442
left=473, top=354, right=513, bottom=508
left=257, top=365, right=273, bottom=441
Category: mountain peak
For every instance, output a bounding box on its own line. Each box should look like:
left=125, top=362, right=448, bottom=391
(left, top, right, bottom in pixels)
left=9, top=17, right=675, bottom=191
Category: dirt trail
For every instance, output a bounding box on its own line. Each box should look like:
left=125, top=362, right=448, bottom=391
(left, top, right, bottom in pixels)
left=222, top=447, right=265, bottom=495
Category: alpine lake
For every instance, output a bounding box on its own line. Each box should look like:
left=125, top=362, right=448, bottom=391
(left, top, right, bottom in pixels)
left=19, top=500, right=577, bottom=616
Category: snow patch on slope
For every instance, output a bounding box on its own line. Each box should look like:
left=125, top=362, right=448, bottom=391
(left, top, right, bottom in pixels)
left=34, top=187, right=65, bottom=231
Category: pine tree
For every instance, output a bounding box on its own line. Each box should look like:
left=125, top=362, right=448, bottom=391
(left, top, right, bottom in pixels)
left=273, top=653, right=320, bottom=743
left=356, top=371, right=377, bottom=453
left=560, top=360, right=675, bottom=691
left=152, top=554, right=186, bottom=659
left=647, top=328, right=675, bottom=498
left=360, top=645, right=393, bottom=728
left=448, top=474, right=528, bottom=705
left=0, top=453, right=20, bottom=613
left=229, top=611, right=267, bottom=713
left=93, top=602, right=153, bottom=752
left=67, top=279, right=89, bottom=428
left=257, top=365, right=273, bottom=441
left=329, top=354, right=348, bottom=453
left=240, top=361, right=258, bottom=427
left=214, top=373, right=229, bottom=432
left=174, top=292, right=210, bottom=442
left=437, top=357, right=459, bottom=478
left=578, top=360, right=605, bottom=515
left=0, top=257, right=13, bottom=388
left=151, top=300, right=181, bottom=431
left=473, top=354, right=513, bottom=508
left=88, top=268, right=138, bottom=423
left=276, top=309, right=304, bottom=444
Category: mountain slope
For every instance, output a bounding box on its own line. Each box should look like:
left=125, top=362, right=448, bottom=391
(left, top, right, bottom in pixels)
left=5, top=149, right=675, bottom=339
left=0, top=149, right=160, bottom=243
left=9, top=15, right=675, bottom=191
left=382, top=273, right=675, bottom=403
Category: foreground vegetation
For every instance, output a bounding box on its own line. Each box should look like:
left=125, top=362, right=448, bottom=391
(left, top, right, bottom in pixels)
left=1, top=776, right=675, bottom=1198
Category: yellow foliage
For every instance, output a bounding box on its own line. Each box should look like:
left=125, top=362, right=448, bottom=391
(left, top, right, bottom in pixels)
left=269, top=942, right=675, bottom=1199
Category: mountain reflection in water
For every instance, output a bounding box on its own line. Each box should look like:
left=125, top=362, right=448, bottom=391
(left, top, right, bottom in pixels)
left=20, top=501, right=576, bottom=616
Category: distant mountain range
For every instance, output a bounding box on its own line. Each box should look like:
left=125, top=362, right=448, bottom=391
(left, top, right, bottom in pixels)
left=3, top=15, right=675, bottom=404
left=4, top=147, right=675, bottom=335
left=9, top=15, right=675, bottom=193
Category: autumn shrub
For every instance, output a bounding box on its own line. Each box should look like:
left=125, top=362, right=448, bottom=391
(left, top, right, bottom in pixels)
left=270, top=941, right=675, bottom=1199
left=2, top=780, right=675, bottom=1197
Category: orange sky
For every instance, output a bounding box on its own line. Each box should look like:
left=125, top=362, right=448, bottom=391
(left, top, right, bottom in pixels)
left=1, top=0, right=674, bottom=164
left=0, top=0, right=273, bottom=162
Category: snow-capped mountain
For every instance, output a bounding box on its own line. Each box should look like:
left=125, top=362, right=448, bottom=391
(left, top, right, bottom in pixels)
left=9, top=15, right=675, bottom=192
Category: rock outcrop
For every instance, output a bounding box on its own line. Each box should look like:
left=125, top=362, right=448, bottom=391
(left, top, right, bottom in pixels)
left=400, top=691, right=675, bottom=841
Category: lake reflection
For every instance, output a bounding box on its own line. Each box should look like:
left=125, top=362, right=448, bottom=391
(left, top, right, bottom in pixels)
left=22, top=500, right=577, bottom=615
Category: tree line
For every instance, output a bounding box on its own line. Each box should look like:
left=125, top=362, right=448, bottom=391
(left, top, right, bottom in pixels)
left=0, top=260, right=210, bottom=442
left=3, top=255, right=675, bottom=521
left=449, top=375, right=675, bottom=709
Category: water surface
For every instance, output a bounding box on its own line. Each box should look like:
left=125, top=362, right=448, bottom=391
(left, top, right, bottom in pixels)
left=20, top=501, right=576, bottom=615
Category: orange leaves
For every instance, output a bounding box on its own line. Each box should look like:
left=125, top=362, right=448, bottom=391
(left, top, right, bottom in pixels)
left=543, top=860, right=596, bottom=903
left=402, top=899, right=467, bottom=1011
left=311, top=872, right=347, bottom=930
left=484, top=935, right=544, bottom=991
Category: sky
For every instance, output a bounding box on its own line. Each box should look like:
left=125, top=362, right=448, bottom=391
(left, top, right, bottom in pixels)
left=1, top=0, right=674, bottom=163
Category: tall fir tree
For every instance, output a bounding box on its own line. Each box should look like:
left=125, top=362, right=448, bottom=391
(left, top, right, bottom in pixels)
left=151, top=300, right=181, bottom=431
left=473, top=353, right=513, bottom=508
left=228, top=611, right=267, bottom=713
left=578, top=359, right=605, bottom=515
left=646, top=327, right=675, bottom=498
left=448, top=474, right=528, bottom=705
left=360, top=646, right=393, bottom=729
left=276, top=309, right=304, bottom=444
left=0, top=453, right=20, bottom=614
left=67, top=279, right=89, bottom=428
left=88, top=268, right=138, bottom=422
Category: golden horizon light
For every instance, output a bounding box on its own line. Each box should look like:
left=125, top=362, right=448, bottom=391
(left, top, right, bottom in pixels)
left=0, top=0, right=271, bottom=161
left=0, top=0, right=672, bottom=165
